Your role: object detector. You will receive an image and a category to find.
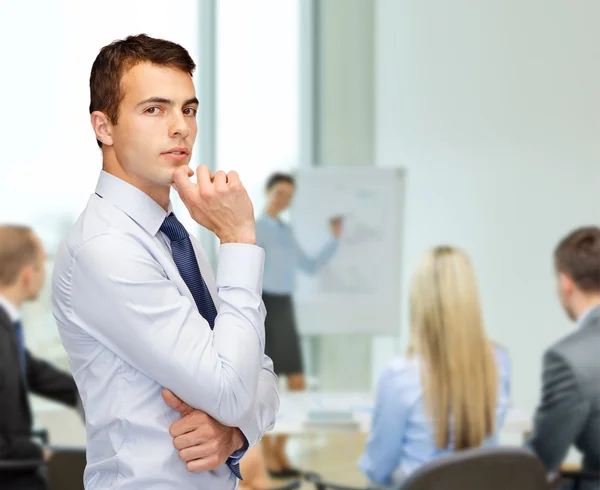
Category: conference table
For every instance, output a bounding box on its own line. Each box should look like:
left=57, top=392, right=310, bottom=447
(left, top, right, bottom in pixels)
left=270, top=391, right=532, bottom=437
left=32, top=390, right=533, bottom=442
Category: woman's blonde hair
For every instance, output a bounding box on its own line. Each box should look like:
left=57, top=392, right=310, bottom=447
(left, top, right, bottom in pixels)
left=408, top=246, right=497, bottom=450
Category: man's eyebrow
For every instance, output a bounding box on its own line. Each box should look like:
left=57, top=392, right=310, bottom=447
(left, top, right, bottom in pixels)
left=136, top=97, right=199, bottom=107
left=136, top=97, right=172, bottom=107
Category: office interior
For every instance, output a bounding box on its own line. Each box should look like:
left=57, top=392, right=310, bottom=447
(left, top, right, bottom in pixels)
left=0, top=1, right=599, bottom=489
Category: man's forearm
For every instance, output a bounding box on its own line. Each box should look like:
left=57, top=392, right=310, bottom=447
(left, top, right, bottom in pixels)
left=236, top=356, right=279, bottom=449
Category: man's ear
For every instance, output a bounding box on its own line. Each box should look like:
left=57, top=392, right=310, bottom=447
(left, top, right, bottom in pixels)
left=559, top=271, right=575, bottom=296
left=19, top=264, right=33, bottom=289
left=90, top=111, right=114, bottom=146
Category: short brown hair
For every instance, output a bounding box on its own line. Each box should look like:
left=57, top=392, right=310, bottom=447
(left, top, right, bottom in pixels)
left=266, top=172, right=295, bottom=191
left=0, top=225, right=40, bottom=287
left=554, top=226, right=600, bottom=292
left=89, top=34, right=196, bottom=147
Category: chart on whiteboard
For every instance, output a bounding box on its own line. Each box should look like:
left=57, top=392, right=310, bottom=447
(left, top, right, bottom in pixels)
left=292, top=174, right=399, bottom=301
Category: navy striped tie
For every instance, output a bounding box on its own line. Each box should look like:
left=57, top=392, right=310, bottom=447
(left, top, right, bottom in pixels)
left=160, top=213, right=217, bottom=328
left=160, top=213, right=242, bottom=479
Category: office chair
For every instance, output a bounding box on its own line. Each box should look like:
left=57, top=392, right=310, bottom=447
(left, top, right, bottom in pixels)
left=306, top=446, right=550, bottom=490
left=556, top=468, right=600, bottom=490
left=46, top=447, right=86, bottom=490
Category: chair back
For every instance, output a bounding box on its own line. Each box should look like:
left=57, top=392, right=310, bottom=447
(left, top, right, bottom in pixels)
left=398, top=446, right=549, bottom=490
left=47, top=447, right=86, bottom=490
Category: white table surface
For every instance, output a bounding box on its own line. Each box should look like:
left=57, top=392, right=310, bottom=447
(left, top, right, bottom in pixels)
left=32, top=391, right=533, bottom=437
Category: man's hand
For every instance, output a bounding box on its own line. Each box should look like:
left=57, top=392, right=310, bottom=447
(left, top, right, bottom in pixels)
left=42, top=448, right=52, bottom=462
left=162, top=389, right=246, bottom=473
left=172, top=165, right=256, bottom=245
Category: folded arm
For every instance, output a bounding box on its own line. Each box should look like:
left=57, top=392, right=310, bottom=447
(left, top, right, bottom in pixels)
left=65, top=234, right=267, bottom=428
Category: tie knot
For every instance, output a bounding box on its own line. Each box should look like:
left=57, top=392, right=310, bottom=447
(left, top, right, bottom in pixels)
left=160, top=214, right=189, bottom=242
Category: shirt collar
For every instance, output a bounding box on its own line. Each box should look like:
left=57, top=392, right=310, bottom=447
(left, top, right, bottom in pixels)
left=577, top=303, right=600, bottom=329
left=261, top=213, right=284, bottom=227
left=0, top=295, right=20, bottom=322
left=95, top=171, right=174, bottom=237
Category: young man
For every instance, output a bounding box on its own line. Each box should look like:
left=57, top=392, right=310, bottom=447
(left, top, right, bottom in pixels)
left=51, top=34, right=279, bottom=489
left=0, top=225, right=80, bottom=490
left=527, top=226, right=600, bottom=490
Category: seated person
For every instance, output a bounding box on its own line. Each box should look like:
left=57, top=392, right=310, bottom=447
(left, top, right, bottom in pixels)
left=0, top=225, right=81, bottom=490
left=359, top=246, right=511, bottom=487
left=527, top=226, right=600, bottom=490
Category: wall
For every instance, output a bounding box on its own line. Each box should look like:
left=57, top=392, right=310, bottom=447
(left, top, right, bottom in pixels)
left=310, top=0, right=382, bottom=391
left=376, top=0, right=600, bottom=414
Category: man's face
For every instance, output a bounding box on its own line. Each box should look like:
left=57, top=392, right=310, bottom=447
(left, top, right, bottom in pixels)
left=108, top=62, right=198, bottom=191
left=556, top=271, right=577, bottom=321
left=23, top=236, right=46, bottom=301
left=267, top=181, right=295, bottom=213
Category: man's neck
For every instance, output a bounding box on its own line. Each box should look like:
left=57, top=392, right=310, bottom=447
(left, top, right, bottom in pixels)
left=102, top=159, right=170, bottom=212
left=264, top=206, right=280, bottom=219
left=575, top=295, right=600, bottom=322
left=0, top=288, right=22, bottom=309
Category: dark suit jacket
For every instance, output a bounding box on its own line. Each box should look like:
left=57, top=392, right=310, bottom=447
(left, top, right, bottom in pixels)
left=528, top=305, right=600, bottom=488
left=0, top=305, right=79, bottom=463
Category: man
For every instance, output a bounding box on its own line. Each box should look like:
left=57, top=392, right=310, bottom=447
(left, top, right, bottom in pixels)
left=256, top=173, right=342, bottom=476
left=0, top=225, right=80, bottom=490
left=528, top=226, right=600, bottom=489
left=51, top=34, right=279, bottom=489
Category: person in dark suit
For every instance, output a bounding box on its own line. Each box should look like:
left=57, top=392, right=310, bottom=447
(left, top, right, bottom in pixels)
left=0, top=225, right=81, bottom=490
left=527, top=226, right=600, bottom=490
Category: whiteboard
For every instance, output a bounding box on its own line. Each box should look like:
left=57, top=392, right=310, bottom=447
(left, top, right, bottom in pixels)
left=290, top=167, right=405, bottom=335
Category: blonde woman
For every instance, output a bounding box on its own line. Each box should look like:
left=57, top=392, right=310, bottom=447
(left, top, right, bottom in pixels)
left=359, top=246, right=511, bottom=487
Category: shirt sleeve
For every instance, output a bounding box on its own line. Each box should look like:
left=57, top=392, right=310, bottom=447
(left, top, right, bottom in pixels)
left=230, top=353, right=279, bottom=461
left=494, top=346, right=512, bottom=433
left=67, top=233, right=267, bottom=428
left=293, top=230, right=339, bottom=274
left=359, top=361, right=413, bottom=485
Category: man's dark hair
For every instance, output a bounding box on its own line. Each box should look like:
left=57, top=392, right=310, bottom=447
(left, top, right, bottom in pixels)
left=554, top=226, right=600, bottom=293
left=89, top=34, right=196, bottom=148
left=265, top=172, right=295, bottom=191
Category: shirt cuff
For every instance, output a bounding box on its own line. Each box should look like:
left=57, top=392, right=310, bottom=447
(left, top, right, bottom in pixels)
left=228, top=434, right=250, bottom=464
left=217, top=244, right=265, bottom=292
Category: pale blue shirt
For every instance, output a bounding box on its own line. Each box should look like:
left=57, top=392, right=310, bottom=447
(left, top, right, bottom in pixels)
left=359, top=346, right=511, bottom=486
left=51, top=171, right=279, bottom=490
left=256, top=214, right=339, bottom=295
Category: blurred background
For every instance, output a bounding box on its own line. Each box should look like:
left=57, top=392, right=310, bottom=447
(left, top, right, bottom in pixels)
left=0, top=0, right=599, bottom=487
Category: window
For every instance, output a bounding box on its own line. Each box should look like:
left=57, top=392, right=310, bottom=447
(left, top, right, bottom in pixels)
left=0, top=0, right=202, bottom=367
left=216, top=0, right=301, bottom=216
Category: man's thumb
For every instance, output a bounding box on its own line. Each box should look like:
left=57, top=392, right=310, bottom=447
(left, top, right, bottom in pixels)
left=161, top=389, right=194, bottom=416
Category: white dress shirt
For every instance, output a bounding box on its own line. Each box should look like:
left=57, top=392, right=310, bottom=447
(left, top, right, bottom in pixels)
left=51, top=171, right=279, bottom=490
left=0, top=294, right=20, bottom=322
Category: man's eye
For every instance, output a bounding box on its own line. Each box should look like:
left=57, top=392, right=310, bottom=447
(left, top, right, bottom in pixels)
left=145, top=107, right=161, bottom=115
left=184, top=108, right=198, bottom=116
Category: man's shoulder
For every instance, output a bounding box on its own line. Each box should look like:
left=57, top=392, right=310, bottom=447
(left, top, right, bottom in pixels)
left=548, top=324, right=599, bottom=360
left=53, top=198, right=153, bottom=284
left=60, top=197, right=148, bottom=257
left=545, top=324, right=600, bottom=390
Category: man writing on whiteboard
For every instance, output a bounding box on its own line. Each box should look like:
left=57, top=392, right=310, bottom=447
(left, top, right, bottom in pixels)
left=255, top=172, right=342, bottom=477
